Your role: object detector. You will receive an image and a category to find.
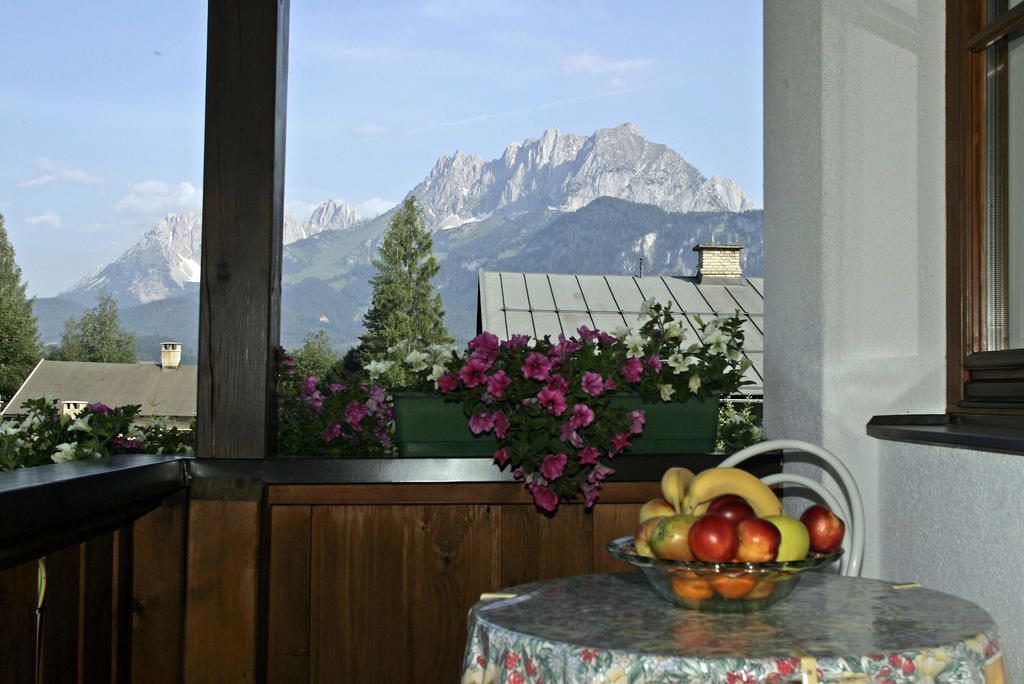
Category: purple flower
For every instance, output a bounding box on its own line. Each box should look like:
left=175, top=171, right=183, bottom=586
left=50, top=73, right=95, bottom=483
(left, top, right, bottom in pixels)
left=629, top=409, right=645, bottom=435
left=302, top=375, right=319, bottom=394
left=86, top=402, right=114, bottom=415
left=493, top=447, right=511, bottom=466
left=558, top=423, right=583, bottom=448
left=493, top=412, right=510, bottom=439
left=486, top=370, right=511, bottom=397
left=437, top=373, right=460, bottom=393
left=469, top=412, right=496, bottom=435
left=581, top=371, right=605, bottom=397
left=577, top=446, right=601, bottom=465
left=345, top=401, right=369, bottom=430
left=540, top=453, right=568, bottom=480
left=521, top=352, right=552, bottom=381
left=621, top=357, right=644, bottom=383
left=537, top=388, right=567, bottom=416
left=580, top=480, right=602, bottom=508
left=569, top=404, right=595, bottom=429
left=322, top=422, right=342, bottom=442
left=112, top=435, right=143, bottom=449
left=459, top=358, right=490, bottom=388
left=530, top=484, right=559, bottom=512
left=588, top=462, right=616, bottom=484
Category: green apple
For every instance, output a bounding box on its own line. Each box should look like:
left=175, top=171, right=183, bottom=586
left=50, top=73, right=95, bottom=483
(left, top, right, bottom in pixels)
left=763, top=515, right=810, bottom=562
left=639, top=497, right=677, bottom=523
left=650, top=514, right=700, bottom=561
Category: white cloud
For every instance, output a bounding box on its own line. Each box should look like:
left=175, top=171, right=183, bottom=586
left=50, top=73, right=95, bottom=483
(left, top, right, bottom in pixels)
left=25, top=210, right=63, bottom=228
left=285, top=200, right=319, bottom=224
left=17, top=158, right=106, bottom=188
left=562, top=51, right=654, bottom=76
left=355, top=198, right=396, bottom=218
left=114, top=180, right=202, bottom=215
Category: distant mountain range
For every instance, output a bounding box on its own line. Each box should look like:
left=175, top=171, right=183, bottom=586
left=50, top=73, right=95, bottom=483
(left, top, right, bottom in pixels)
left=33, top=124, right=763, bottom=360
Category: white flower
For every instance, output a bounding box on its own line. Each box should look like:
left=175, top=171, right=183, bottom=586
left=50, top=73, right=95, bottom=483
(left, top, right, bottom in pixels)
left=703, top=326, right=729, bottom=355
left=666, top=353, right=695, bottom=374
left=623, top=332, right=645, bottom=356
left=639, top=297, right=657, bottom=319
left=52, top=443, right=77, bottom=463
left=0, top=421, right=20, bottom=437
left=365, top=359, right=393, bottom=381
left=688, top=374, right=703, bottom=393
left=71, top=414, right=92, bottom=432
left=612, top=325, right=631, bottom=340
left=657, top=383, right=676, bottom=401
left=427, top=363, right=448, bottom=386
left=403, top=350, right=430, bottom=372
left=663, top=320, right=684, bottom=340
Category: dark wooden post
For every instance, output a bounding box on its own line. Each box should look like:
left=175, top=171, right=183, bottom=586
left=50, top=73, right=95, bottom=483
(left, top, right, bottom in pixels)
left=198, top=0, right=289, bottom=461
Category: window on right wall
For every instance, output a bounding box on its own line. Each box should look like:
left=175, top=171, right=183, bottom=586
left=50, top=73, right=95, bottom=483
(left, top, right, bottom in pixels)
left=947, top=0, right=1024, bottom=414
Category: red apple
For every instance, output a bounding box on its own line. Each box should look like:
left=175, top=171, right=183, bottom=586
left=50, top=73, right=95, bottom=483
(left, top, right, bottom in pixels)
left=633, top=515, right=667, bottom=557
left=687, top=514, right=739, bottom=563
left=735, top=517, right=782, bottom=562
left=650, top=514, right=700, bottom=561
left=800, top=505, right=846, bottom=553
left=705, top=494, right=755, bottom=525
left=639, top=497, right=677, bottom=523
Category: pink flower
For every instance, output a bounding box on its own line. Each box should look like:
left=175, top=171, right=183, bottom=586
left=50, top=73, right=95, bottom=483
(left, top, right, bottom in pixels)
left=530, top=484, right=559, bottom=512
left=629, top=409, right=645, bottom=434
left=493, top=412, right=510, bottom=439
left=503, top=334, right=530, bottom=349
left=580, top=371, right=605, bottom=397
left=620, top=357, right=644, bottom=382
left=576, top=326, right=599, bottom=342
left=437, top=373, right=460, bottom=393
left=521, top=352, right=552, bottom=381
left=647, top=355, right=663, bottom=372
left=459, top=358, right=490, bottom=388
left=469, top=331, right=500, bottom=365
left=609, top=432, right=631, bottom=455
left=540, top=453, right=568, bottom=480
left=588, top=463, right=615, bottom=484
left=580, top=481, right=602, bottom=508
left=493, top=447, right=511, bottom=466
left=345, top=401, right=369, bottom=430
left=86, top=402, right=113, bottom=414
left=569, top=403, right=595, bottom=429
left=469, top=412, right=496, bottom=435
left=549, top=335, right=582, bottom=358
left=544, top=373, right=569, bottom=394
left=327, top=382, right=347, bottom=392
left=578, top=446, right=601, bottom=465
left=486, top=370, right=512, bottom=397
left=558, top=423, right=583, bottom=448
left=322, top=422, right=342, bottom=442
left=537, top=388, right=567, bottom=416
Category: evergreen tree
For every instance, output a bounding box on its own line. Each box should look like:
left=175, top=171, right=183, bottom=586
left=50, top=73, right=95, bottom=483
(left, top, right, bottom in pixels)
left=355, top=196, right=453, bottom=386
left=0, top=214, right=43, bottom=400
left=291, top=330, right=345, bottom=383
left=51, top=290, right=138, bottom=363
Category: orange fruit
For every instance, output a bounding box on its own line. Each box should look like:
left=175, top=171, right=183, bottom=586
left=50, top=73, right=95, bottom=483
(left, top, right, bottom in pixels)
left=709, top=572, right=758, bottom=599
left=744, top=578, right=777, bottom=600
left=669, top=570, right=714, bottom=601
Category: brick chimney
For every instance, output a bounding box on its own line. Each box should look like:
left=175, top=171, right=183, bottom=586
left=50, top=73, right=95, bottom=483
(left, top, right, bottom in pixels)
left=161, top=342, right=182, bottom=370
left=693, top=244, right=743, bottom=279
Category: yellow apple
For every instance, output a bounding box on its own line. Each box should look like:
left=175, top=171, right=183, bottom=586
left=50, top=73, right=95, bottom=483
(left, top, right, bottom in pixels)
left=639, top=497, right=677, bottom=523
left=763, top=515, right=810, bottom=562
left=650, top=514, right=700, bottom=561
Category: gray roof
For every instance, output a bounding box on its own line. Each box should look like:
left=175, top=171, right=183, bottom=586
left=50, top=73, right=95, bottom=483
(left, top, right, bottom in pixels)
left=2, top=360, right=197, bottom=419
left=477, top=270, right=764, bottom=396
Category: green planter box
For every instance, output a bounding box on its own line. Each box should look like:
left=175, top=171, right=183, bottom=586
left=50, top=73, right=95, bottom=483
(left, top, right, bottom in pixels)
left=610, top=394, right=720, bottom=454
left=392, top=392, right=499, bottom=458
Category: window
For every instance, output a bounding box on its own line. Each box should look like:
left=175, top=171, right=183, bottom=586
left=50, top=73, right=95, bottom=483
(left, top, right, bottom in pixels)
left=947, top=0, right=1024, bottom=413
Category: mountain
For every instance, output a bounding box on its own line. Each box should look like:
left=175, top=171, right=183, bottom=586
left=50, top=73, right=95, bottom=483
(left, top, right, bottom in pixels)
left=40, top=124, right=762, bottom=353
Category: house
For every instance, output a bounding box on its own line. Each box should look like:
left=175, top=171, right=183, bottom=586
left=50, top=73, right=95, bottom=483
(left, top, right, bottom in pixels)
left=2, top=343, right=196, bottom=428
left=476, top=244, right=764, bottom=398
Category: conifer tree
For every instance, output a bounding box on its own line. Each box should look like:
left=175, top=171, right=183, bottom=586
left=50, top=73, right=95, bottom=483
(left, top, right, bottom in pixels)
left=355, top=196, right=452, bottom=386
left=51, top=290, right=138, bottom=363
left=0, top=213, right=43, bottom=401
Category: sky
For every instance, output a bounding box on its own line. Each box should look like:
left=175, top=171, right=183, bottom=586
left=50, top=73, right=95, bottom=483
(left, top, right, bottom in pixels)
left=0, top=2, right=762, bottom=299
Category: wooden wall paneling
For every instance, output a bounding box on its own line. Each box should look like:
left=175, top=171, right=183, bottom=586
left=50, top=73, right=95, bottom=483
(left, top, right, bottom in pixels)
left=80, top=532, right=114, bottom=683
left=112, top=524, right=133, bottom=684
left=267, top=505, right=312, bottom=683
left=405, top=503, right=499, bottom=681
left=591, top=502, right=646, bottom=573
left=184, top=499, right=261, bottom=683
left=131, top=490, right=187, bottom=684
left=0, top=558, right=38, bottom=683
left=498, top=504, right=594, bottom=588
left=40, top=543, right=80, bottom=683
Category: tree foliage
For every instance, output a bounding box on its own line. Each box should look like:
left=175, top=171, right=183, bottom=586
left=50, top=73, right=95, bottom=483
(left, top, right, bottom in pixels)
left=290, top=330, right=345, bottom=383
left=50, top=290, right=138, bottom=363
left=354, top=196, right=453, bottom=387
left=0, top=213, right=43, bottom=401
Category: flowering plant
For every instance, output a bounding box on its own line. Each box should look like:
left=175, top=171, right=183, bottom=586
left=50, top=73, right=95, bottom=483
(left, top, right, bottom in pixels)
left=277, top=352, right=395, bottom=457
left=0, top=397, right=195, bottom=471
left=437, top=300, right=751, bottom=511
left=365, top=339, right=463, bottom=392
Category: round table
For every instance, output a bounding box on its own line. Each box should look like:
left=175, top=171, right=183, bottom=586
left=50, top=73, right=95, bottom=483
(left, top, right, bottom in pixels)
left=462, top=571, right=1005, bottom=683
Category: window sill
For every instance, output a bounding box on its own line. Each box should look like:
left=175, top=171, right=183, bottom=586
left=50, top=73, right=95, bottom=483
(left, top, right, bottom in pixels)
left=867, top=414, right=1024, bottom=454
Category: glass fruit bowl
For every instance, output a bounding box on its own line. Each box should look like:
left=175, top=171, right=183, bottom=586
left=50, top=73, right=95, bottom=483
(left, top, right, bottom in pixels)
left=606, top=536, right=843, bottom=613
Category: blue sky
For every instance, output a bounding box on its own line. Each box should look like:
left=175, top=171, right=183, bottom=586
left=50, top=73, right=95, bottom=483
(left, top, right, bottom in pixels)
left=0, top=1, right=762, bottom=298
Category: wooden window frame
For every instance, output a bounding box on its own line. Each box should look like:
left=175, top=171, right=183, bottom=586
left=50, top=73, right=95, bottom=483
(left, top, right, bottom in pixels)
left=946, top=0, right=1024, bottom=416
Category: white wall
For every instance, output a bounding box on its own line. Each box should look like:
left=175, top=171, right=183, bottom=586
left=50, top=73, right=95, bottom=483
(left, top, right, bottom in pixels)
left=764, top=1, right=1023, bottom=680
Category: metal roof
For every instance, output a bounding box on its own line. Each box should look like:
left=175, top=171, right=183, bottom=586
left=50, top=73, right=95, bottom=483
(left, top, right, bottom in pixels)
left=2, top=360, right=197, bottom=420
left=477, top=271, right=764, bottom=396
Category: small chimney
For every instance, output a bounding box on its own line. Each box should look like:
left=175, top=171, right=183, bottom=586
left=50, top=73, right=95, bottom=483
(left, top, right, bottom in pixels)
left=161, top=342, right=182, bottom=370
left=693, top=243, right=744, bottom=279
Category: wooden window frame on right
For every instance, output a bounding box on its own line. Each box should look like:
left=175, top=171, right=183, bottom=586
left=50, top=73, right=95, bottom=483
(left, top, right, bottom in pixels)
left=946, top=0, right=1024, bottom=415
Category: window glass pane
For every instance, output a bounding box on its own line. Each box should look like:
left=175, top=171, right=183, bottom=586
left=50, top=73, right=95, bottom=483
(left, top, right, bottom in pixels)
left=1009, top=32, right=1024, bottom=347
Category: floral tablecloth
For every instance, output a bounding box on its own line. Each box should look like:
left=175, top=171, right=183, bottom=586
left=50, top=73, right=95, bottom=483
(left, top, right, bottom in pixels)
left=462, top=572, right=1004, bottom=683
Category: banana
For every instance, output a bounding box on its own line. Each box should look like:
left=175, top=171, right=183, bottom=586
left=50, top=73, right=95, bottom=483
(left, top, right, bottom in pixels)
left=681, top=467, right=784, bottom=518
left=660, top=466, right=696, bottom=513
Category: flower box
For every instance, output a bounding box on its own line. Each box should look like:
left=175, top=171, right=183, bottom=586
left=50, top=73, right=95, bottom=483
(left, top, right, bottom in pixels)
left=610, top=394, right=720, bottom=454
left=392, top=392, right=499, bottom=458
